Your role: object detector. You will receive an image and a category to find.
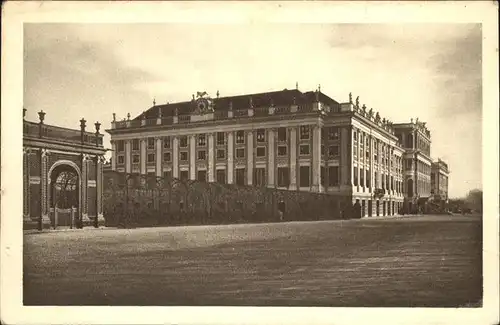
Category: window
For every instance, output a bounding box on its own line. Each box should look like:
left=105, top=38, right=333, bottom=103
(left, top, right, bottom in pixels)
left=180, top=170, right=189, bottom=181
left=299, top=166, right=310, bottom=187
left=163, top=171, right=171, bottom=179
left=300, top=126, right=310, bottom=140
left=236, top=131, right=245, bottom=144
left=277, top=167, right=290, bottom=187
left=217, top=149, right=225, bottom=159
left=198, top=134, right=206, bottom=146
left=180, top=151, right=188, bottom=161
left=299, top=144, right=310, bottom=155
left=132, top=154, right=140, bottom=163
left=366, top=169, right=371, bottom=188
left=354, top=167, right=358, bottom=186
left=236, top=168, right=245, bottom=185
left=328, top=166, right=339, bottom=186
left=278, top=128, right=287, bottom=142
left=236, top=148, right=245, bottom=159
left=147, top=153, right=155, bottom=163
left=216, top=132, right=225, bottom=146
left=360, top=168, right=365, bottom=187
left=117, top=141, right=125, bottom=152
left=180, top=136, right=188, bottom=148
left=197, top=150, right=206, bottom=160
left=147, top=138, right=155, bottom=150
left=353, top=131, right=357, bottom=141
left=256, top=129, right=266, bottom=143
left=321, top=167, right=326, bottom=186
left=197, top=170, right=207, bottom=182
left=328, top=145, right=339, bottom=157
left=374, top=172, right=378, bottom=188
left=328, top=127, right=339, bottom=140
left=256, top=147, right=266, bottom=157
left=321, top=145, right=325, bottom=156
left=163, top=152, right=171, bottom=162
left=253, top=168, right=266, bottom=186
left=278, top=146, right=287, bottom=156
left=216, top=169, right=226, bottom=184
left=132, top=139, right=140, bottom=151
left=163, top=137, right=171, bottom=149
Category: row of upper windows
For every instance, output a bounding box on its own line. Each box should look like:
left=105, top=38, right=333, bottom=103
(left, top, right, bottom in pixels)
left=114, top=126, right=344, bottom=153
left=117, top=143, right=343, bottom=165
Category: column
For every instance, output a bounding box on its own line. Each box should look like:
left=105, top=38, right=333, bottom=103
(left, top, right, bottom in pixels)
left=81, top=154, right=90, bottom=222
left=173, top=136, right=179, bottom=179
left=189, top=135, right=196, bottom=180
left=311, top=125, right=321, bottom=191
left=111, top=140, right=116, bottom=170
left=227, top=131, right=234, bottom=184
left=39, top=149, right=50, bottom=227
left=247, top=131, right=254, bottom=186
left=125, top=140, right=132, bottom=173
left=23, top=148, right=31, bottom=221
left=208, top=133, right=215, bottom=182
left=155, top=137, right=162, bottom=177
left=340, top=127, right=350, bottom=186
left=95, top=155, right=104, bottom=226
left=140, top=138, right=146, bottom=175
left=267, top=128, right=275, bottom=187
left=289, top=127, right=297, bottom=190
left=350, top=128, right=354, bottom=188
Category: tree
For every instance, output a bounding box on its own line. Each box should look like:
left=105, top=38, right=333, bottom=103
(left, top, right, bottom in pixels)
left=465, top=189, right=482, bottom=213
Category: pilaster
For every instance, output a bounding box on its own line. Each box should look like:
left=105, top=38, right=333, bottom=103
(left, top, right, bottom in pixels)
left=125, top=140, right=132, bottom=173
left=111, top=140, right=117, bottom=170
left=173, top=136, right=179, bottom=179
left=189, top=135, right=196, bottom=180
left=247, top=131, right=254, bottom=186
left=40, top=149, right=50, bottom=224
left=155, top=137, right=162, bottom=177
left=23, top=148, right=31, bottom=221
left=208, top=133, right=215, bottom=182
left=311, top=125, right=321, bottom=192
left=289, top=127, right=297, bottom=190
left=140, top=138, right=146, bottom=175
left=227, top=131, right=234, bottom=184
left=267, top=128, right=275, bottom=187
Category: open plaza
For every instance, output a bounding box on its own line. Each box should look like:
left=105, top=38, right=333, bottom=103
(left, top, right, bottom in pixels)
left=24, top=214, right=482, bottom=307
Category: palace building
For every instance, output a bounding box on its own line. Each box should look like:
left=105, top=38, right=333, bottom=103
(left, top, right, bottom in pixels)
left=106, top=87, right=412, bottom=217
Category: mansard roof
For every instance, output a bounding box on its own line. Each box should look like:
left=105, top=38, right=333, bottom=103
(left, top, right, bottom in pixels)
left=135, top=88, right=340, bottom=120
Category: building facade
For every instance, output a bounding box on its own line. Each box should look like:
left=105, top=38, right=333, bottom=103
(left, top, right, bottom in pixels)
left=393, top=120, right=433, bottom=213
left=431, top=159, right=450, bottom=202
left=107, top=88, right=409, bottom=218
left=23, top=109, right=107, bottom=230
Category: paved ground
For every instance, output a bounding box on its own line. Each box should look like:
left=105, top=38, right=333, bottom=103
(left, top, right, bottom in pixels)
left=23, top=214, right=482, bottom=307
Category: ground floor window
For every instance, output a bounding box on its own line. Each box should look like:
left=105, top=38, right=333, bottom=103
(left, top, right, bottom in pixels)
left=236, top=168, right=245, bottom=186
left=216, top=169, right=226, bottom=184
left=277, top=167, right=289, bottom=187
left=299, top=166, right=310, bottom=187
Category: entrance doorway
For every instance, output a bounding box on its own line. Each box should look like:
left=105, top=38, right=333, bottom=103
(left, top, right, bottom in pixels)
left=49, top=164, right=80, bottom=228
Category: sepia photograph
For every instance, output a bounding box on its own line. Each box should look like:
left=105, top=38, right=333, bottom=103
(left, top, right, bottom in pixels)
left=1, top=1, right=499, bottom=325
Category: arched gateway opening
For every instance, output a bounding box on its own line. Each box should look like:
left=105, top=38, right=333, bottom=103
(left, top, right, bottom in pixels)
left=49, top=162, right=81, bottom=228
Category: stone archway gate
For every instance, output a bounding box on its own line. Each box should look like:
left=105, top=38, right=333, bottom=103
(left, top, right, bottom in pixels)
left=23, top=109, right=107, bottom=230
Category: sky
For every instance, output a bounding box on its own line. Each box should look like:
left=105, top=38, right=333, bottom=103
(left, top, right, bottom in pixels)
left=23, top=23, right=482, bottom=198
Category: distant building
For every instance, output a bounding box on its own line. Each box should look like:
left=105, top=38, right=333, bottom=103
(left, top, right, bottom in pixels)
left=431, top=158, right=450, bottom=202
left=393, top=119, right=433, bottom=213
left=106, top=87, right=445, bottom=217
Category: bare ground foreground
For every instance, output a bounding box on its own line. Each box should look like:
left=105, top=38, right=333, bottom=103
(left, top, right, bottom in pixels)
left=24, top=214, right=482, bottom=307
